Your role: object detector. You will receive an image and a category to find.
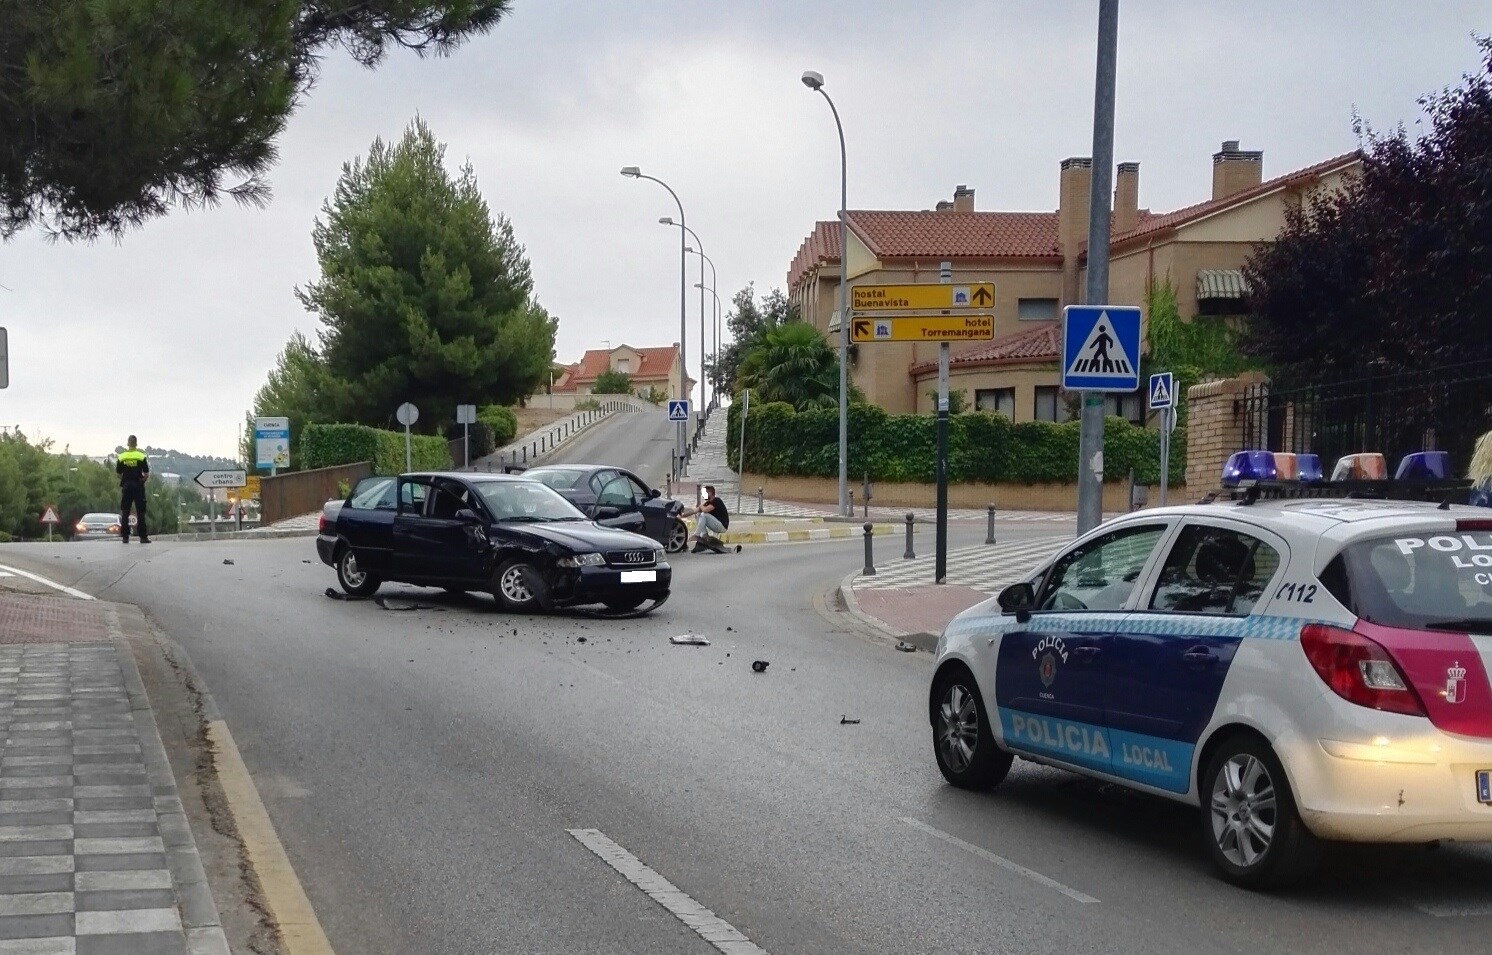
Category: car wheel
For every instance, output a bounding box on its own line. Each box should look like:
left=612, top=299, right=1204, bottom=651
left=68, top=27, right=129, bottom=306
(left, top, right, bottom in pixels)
left=603, top=597, right=645, bottom=612
left=494, top=559, right=550, bottom=612
left=1201, top=735, right=1321, bottom=889
left=665, top=519, right=690, bottom=554
left=932, top=668, right=1012, bottom=790
left=336, top=547, right=380, bottom=597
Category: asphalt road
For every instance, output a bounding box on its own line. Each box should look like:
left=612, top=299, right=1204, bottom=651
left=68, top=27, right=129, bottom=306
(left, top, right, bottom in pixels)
left=537, top=408, right=680, bottom=487
left=7, top=517, right=1492, bottom=954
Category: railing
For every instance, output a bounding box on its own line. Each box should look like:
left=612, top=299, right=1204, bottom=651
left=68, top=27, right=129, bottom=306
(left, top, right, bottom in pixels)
left=1240, top=359, right=1492, bottom=472
left=260, top=462, right=372, bottom=525
left=475, top=398, right=646, bottom=471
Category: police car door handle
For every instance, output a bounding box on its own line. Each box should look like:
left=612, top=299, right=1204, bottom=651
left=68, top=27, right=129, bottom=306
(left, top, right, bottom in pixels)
left=1072, top=645, right=1102, bottom=662
left=1182, top=647, right=1217, bottom=667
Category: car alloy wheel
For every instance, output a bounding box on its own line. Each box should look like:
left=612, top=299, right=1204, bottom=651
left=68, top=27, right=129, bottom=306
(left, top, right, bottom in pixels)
left=494, top=559, right=549, bottom=611
left=666, top=519, right=689, bottom=554
left=939, top=683, right=980, bottom=773
left=1210, top=754, right=1276, bottom=868
left=930, top=669, right=1012, bottom=790
left=499, top=565, right=534, bottom=604
left=337, top=548, right=379, bottom=597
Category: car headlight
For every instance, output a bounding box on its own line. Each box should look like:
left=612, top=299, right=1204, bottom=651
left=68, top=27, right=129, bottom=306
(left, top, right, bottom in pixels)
left=653, top=549, right=666, bottom=563
left=557, top=552, right=606, bottom=568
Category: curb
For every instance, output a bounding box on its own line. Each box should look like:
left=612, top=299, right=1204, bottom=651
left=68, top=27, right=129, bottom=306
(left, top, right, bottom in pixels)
left=722, top=524, right=902, bottom=545
left=833, top=570, right=940, bottom=652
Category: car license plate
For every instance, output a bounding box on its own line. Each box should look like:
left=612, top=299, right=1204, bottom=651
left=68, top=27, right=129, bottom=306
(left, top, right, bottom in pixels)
left=1479, top=770, right=1492, bottom=805
left=620, top=570, right=656, bottom=584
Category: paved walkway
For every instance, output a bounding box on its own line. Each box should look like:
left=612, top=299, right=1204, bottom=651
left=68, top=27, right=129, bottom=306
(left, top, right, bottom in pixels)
left=0, top=594, right=228, bottom=955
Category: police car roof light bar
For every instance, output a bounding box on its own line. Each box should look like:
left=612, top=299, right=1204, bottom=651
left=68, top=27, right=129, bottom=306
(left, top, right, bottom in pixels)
left=1222, top=477, right=1473, bottom=506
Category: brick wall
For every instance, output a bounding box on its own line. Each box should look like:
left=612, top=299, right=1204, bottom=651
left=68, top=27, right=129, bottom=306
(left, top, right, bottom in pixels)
left=1185, top=371, right=1268, bottom=490
left=737, top=473, right=1165, bottom=512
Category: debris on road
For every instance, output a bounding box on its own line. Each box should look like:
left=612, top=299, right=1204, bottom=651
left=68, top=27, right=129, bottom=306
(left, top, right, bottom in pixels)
left=577, top=636, right=587, bottom=643
left=840, top=715, right=861, bottom=725
left=323, top=588, right=369, bottom=602
left=374, top=596, right=442, bottom=612
left=222, top=559, right=235, bottom=565
left=895, top=641, right=917, bottom=653
left=751, top=660, right=769, bottom=673
left=670, top=634, right=710, bottom=646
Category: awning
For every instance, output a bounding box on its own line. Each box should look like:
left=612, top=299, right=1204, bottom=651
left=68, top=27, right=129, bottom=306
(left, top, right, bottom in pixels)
left=1197, top=269, right=1248, bottom=300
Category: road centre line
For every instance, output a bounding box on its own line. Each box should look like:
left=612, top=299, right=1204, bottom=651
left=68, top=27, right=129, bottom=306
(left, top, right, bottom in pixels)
left=567, top=828, right=768, bottom=954
left=0, top=563, right=94, bottom=601
left=899, top=817, right=1100, bottom=904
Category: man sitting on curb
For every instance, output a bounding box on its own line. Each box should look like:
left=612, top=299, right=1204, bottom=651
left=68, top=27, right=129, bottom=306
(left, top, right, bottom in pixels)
left=680, top=484, right=736, bottom=553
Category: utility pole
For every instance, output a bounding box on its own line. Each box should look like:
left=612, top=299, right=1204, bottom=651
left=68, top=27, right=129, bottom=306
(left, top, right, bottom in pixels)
left=1077, top=0, right=1120, bottom=535
left=936, top=261, right=951, bottom=584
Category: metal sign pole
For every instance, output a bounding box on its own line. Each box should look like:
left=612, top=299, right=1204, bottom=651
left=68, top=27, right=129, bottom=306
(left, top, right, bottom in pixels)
left=404, top=423, right=412, bottom=473
left=464, top=422, right=470, bottom=469
left=1159, top=406, right=1171, bottom=506
left=935, top=262, right=952, bottom=585
left=735, top=390, right=751, bottom=513
left=209, top=489, right=217, bottom=540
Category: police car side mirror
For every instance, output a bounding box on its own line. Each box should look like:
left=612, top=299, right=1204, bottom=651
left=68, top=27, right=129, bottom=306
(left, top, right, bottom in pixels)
left=998, top=582, right=1035, bottom=623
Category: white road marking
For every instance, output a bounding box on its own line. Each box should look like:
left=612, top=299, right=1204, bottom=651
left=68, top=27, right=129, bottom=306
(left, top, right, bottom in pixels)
left=899, top=817, right=1099, bottom=904
left=567, top=828, right=768, bottom=954
left=0, top=563, right=94, bottom=601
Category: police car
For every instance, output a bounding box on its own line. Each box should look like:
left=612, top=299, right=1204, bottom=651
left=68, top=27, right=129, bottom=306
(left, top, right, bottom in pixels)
left=929, top=450, right=1492, bottom=888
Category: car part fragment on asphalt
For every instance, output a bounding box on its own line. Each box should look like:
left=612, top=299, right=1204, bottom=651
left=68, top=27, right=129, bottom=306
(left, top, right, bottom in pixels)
left=670, top=634, right=710, bottom=646
left=223, top=559, right=234, bottom=565
left=840, top=715, right=861, bottom=724
left=751, top=660, right=769, bottom=673
left=896, top=641, right=917, bottom=652
left=324, top=587, right=369, bottom=601
left=374, top=595, right=443, bottom=612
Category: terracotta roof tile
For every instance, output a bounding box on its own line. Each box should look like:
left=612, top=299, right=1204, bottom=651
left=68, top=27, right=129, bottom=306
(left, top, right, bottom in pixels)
left=848, top=210, right=1060, bottom=260
left=786, top=220, right=840, bottom=289
left=907, top=322, right=1061, bottom=376
left=552, top=346, right=688, bottom=393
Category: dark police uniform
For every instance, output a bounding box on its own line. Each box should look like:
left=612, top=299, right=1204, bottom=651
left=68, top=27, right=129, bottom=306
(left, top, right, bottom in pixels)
left=116, top=449, right=150, bottom=543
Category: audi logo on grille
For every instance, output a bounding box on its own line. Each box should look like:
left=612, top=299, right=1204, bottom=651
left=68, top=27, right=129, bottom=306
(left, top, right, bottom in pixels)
left=620, top=551, right=650, bottom=564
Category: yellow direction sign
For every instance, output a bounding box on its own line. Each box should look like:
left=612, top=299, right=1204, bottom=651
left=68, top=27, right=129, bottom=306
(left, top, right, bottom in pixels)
left=239, top=476, right=262, bottom=499
left=850, top=315, right=995, bottom=343
left=851, top=283, right=995, bottom=312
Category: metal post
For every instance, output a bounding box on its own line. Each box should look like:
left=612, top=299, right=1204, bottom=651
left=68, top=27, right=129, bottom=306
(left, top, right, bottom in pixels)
left=936, top=262, right=951, bottom=584
left=986, top=504, right=996, bottom=545
left=736, top=390, right=751, bottom=514
left=808, top=83, right=850, bottom=517
left=1159, top=406, right=1171, bottom=505
left=1077, top=0, right=1120, bottom=535
left=849, top=489, right=854, bottom=514
left=904, top=512, right=916, bottom=560
left=464, top=422, right=470, bottom=469
left=404, top=422, right=412, bottom=473
left=862, top=522, right=876, bottom=576
left=208, top=489, right=217, bottom=540
left=757, top=487, right=764, bottom=515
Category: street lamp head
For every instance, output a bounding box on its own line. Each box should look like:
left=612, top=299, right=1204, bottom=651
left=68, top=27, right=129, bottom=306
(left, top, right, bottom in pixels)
left=658, top=216, right=675, bottom=226
left=685, top=245, right=697, bottom=254
left=619, top=166, right=641, bottom=178
left=801, top=70, right=825, bottom=91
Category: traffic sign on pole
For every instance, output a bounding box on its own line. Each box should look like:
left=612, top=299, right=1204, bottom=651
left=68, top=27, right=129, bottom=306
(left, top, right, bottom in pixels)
left=1062, top=306, right=1141, bottom=393
left=667, top=399, right=691, bottom=422
left=40, top=506, right=59, bottom=525
left=851, top=283, right=994, bottom=312
left=1148, top=372, right=1175, bottom=411
left=254, top=416, right=290, bottom=473
left=850, top=315, right=994, bottom=343
left=195, top=470, right=247, bottom=489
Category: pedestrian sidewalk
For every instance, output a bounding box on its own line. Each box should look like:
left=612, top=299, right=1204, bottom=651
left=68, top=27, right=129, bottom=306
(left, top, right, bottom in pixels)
left=839, top=535, right=1069, bottom=643
left=0, top=593, right=230, bottom=954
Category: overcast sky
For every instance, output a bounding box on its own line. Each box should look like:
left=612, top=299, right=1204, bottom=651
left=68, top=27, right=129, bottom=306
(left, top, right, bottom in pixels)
left=0, top=1, right=1485, bottom=457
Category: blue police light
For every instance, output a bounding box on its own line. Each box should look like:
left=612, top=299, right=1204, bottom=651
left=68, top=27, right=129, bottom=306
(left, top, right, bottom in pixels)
left=1395, top=451, right=1450, bottom=481
left=1222, top=451, right=1277, bottom=486
left=1297, top=453, right=1323, bottom=482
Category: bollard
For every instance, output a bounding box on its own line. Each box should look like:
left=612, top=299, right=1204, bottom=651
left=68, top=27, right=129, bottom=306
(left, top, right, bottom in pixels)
left=904, top=512, right=916, bottom=560
left=985, top=503, right=996, bottom=545
left=757, top=487, right=764, bottom=515
left=862, top=522, right=877, bottom=576
left=521, top=446, right=526, bottom=463
left=848, top=489, right=854, bottom=513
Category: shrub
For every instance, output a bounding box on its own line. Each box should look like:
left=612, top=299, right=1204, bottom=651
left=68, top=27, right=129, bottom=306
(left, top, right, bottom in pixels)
left=643, top=386, right=669, bottom=405
left=0, top=531, right=11, bottom=543
left=575, top=398, right=600, bottom=411
left=302, top=423, right=452, bottom=473
left=477, top=405, right=518, bottom=446
left=593, top=369, right=632, bottom=394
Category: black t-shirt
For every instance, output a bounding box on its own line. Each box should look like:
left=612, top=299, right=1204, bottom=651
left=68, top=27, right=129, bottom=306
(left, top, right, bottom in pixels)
left=704, top=495, right=729, bottom=530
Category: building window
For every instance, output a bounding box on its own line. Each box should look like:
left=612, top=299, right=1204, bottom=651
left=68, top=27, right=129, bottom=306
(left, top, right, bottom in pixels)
left=1104, top=392, right=1144, bottom=424
left=975, top=388, right=1016, bottom=419
left=1035, top=386, right=1072, bottom=422
left=615, top=358, right=631, bottom=373
left=1018, top=298, right=1059, bottom=321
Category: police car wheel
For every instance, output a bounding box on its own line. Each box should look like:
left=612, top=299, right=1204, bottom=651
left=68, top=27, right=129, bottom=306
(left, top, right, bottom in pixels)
left=336, top=548, right=380, bottom=597
left=1201, top=735, right=1320, bottom=889
left=932, top=669, right=1011, bottom=790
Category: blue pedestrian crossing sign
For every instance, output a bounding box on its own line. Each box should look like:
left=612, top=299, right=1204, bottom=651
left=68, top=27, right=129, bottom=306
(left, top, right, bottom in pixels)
left=1148, top=372, right=1175, bottom=411
left=1062, top=305, right=1141, bottom=392
left=666, top=399, right=692, bottom=422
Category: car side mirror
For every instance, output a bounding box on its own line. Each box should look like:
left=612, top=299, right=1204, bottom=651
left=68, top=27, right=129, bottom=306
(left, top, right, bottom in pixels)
left=454, top=508, right=483, bottom=524
left=593, top=506, right=621, bottom=520
left=647, top=488, right=661, bottom=499
left=998, top=582, right=1035, bottom=623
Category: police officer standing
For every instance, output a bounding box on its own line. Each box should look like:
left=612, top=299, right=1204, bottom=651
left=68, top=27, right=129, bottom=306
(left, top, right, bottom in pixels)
left=116, top=436, right=151, bottom=544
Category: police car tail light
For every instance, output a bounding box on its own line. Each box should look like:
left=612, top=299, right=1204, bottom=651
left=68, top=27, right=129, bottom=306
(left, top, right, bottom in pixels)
left=1300, top=624, right=1426, bottom=717
left=1458, top=519, right=1492, bottom=532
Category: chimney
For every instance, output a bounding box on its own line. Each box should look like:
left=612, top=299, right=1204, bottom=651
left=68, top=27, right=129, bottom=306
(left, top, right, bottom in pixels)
left=952, top=184, right=975, bottom=213
left=1212, top=140, right=1263, bottom=200
left=1058, top=157, right=1093, bottom=306
left=1114, top=162, right=1140, bottom=234
left=935, top=200, right=954, bottom=212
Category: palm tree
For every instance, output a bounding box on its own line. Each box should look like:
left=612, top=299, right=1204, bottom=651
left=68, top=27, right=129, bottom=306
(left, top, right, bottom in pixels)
left=737, top=322, right=847, bottom=411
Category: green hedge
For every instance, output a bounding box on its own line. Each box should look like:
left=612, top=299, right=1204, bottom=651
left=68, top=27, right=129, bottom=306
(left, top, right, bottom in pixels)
left=726, top=403, right=1185, bottom=485
left=302, top=423, right=453, bottom=473
left=477, top=405, right=518, bottom=446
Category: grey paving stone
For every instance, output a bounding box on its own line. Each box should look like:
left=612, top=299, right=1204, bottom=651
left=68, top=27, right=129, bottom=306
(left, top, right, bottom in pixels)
left=66, top=734, right=130, bottom=742
left=0, top=804, right=71, bottom=817
left=0, top=936, right=77, bottom=954
left=174, top=883, right=215, bottom=932
left=71, top=856, right=165, bottom=874
left=0, top=831, right=70, bottom=845
left=71, top=840, right=163, bottom=857
left=68, top=788, right=147, bottom=800
left=0, top=876, right=73, bottom=896
left=0, top=783, right=70, bottom=794
left=0, top=860, right=70, bottom=878
left=0, top=914, right=74, bottom=940
left=0, top=895, right=72, bottom=918
left=65, top=757, right=132, bottom=769
left=72, top=891, right=175, bottom=913
left=72, top=873, right=170, bottom=893
left=68, top=815, right=151, bottom=828
left=185, top=926, right=229, bottom=955
left=73, top=909, right=179, bottom=935
left=0, top=771, right=72, bottom=782
left=66, top=750, right=136, bottom=760
left=72, top=826, right=158, bottom=842
left=76, top=932, right=184, bottom=955
left=0, top=847, right=69, bottom=861
left=148, top=799, right=180, bottom=816
left=0, top=817, right=71, bottom=831
left=162, top=853, right=204, bottom=889
left=70, top=800, right=151, bottom=815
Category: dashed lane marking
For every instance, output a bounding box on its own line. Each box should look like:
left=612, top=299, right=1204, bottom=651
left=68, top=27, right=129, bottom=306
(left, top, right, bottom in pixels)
left=899, top=817, right=1100, bottom=904
left=0, top=563, right=95, bottom=601
left=567, top=828, right=768, bottom=954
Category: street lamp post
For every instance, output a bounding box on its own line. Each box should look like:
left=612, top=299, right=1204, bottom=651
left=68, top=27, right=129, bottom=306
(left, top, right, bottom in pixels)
left=686, top=246, right=717, bottom=412
left=802, top=70, right=850, bottom=516
left=622, top=166, right=688, bottom=476
left=694, top=280, right=721, bottom=411
left=661, top=217, right=711, bottom=420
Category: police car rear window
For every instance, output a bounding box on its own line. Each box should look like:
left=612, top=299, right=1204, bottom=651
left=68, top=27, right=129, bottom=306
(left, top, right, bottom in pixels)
left=1341, top=531, right=1492, bottom=634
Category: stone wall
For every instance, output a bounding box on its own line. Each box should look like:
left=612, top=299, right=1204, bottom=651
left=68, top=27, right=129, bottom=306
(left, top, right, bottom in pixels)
left=737, top=473, right=1163, bottom=512
left=1185, top=371, right=1268, bottom=490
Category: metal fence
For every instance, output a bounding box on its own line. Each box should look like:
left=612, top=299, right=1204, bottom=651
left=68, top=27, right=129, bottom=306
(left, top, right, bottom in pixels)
left=1240, top=359, right=1492, bottom=473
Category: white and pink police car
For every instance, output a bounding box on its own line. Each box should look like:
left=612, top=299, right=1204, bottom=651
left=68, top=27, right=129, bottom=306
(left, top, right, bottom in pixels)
left=929, top=450, right=1492, bottom=888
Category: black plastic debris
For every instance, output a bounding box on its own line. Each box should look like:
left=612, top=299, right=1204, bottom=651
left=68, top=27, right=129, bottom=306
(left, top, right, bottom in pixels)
left=373, top=596, right=442, bottom=612
left=896, top=641, right=917, bottom=653
left=577, top=636, right=587, bottom=643
left=840, top=715, right=861, bottom=725
left=751, top=660, right=769, bottom=673
left=324, top=588, right=369, bottom=601
left=222, top=559, right=234, bottom=565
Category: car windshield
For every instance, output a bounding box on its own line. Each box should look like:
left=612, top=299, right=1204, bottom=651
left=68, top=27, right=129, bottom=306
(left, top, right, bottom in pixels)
left=473, top=480, right=587, bottom=522
left=349, top=477, right=396, bottom=510
left=1339, top=530, right=1492, bottom=634
left=522, top=468, right=584, bottom=491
